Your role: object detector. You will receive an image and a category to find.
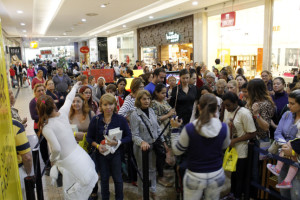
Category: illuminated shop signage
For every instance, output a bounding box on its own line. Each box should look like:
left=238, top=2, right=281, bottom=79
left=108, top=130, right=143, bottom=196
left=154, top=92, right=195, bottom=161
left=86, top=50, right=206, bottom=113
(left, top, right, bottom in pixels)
left=166, top=32, right=180, bottom=43
left=221, top=11, right=236, bottom=27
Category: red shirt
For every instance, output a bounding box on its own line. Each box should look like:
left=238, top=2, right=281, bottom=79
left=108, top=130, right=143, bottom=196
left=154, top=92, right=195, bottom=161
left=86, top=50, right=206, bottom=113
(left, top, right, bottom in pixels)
left=32, top=77, right=45, bottom=89
left=9, top=68, right=15, bottom=76
left=116, top=96, right=124, bottom=111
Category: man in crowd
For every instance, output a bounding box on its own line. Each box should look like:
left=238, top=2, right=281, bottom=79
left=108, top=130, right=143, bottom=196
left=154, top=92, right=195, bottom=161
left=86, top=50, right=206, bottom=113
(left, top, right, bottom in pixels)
left=13, top=119, right=32, bottom=200
left=52, top=66, right=72, bottom=97
left=214, top=58, right=223, bottom=72
left=133, top=60, right=140, bottom=70
left=14, top=63, right=23, bottom=88
left=144, top=68, right=166, bottom=95
left=92, top=77, right=106, bottom=103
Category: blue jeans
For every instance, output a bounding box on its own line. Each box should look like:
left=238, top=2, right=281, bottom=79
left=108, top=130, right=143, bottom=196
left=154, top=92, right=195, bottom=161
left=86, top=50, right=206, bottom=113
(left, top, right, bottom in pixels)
left=279, top=163, right=300, bottom=200
left=96, top=150, right=123, bottom=200
left=183, top=168, right=225, bottom=200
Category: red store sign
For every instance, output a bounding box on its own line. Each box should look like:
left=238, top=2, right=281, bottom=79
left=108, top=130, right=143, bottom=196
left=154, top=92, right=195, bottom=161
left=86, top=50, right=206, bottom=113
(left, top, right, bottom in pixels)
left=80, top=46, right=90, bottom=54
left=221, top=11, right=236, bottom=27
left=40, top=50, right=52, bottom=55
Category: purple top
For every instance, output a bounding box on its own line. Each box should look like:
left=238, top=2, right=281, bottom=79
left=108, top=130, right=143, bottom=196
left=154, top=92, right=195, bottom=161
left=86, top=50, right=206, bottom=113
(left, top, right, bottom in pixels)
left=274, top=111, right=298, bottom=142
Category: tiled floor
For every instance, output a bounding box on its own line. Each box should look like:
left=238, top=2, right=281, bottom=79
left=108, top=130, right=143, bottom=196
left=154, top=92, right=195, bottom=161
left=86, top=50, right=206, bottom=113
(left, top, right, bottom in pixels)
left=14, top=86, right=230, bottom=200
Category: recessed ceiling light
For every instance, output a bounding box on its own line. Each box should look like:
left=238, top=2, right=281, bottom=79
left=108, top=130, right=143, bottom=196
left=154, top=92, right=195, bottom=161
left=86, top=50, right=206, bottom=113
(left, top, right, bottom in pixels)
left=81, top=18, right=86, bottom=22
left=192, top=1, right=198, bottom=5
left=55, top=38, right=58, bottom=40
left=71, top=27, right=74, bottom=30
left=63, top=33, right=67, bottom=35
left=106, top=31, right=110, bottom=33
left=149, top=16, right=154, bottom=19
left=20, top=23, right=26, bottom=26
left=22, top=30, right=27, bottom=33
left=100, top=4, right=106, bottom=8
left=24, top=35, right=27, bottom=37
left=122, top=25, right=126, bottom=28
left=17, top=10, right=23, bottom=14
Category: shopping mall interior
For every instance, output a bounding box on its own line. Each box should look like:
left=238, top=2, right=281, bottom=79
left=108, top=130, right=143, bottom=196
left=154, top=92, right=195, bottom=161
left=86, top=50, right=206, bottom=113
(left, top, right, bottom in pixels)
left=1, top=0, right=300, bottom=199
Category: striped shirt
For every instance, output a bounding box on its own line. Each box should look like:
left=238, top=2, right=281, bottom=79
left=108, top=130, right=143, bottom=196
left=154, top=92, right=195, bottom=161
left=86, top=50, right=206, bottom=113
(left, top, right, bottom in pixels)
left=13, top=120, right=31, bottom=166
left=118, top=94, right=135, bottom=118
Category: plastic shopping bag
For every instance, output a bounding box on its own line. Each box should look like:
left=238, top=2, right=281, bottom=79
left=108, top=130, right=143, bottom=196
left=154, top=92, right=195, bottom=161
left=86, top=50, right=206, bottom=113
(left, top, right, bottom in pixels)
left=78, top=133, right=91, bottom=153
left=222, top=147, right=238, bottom=172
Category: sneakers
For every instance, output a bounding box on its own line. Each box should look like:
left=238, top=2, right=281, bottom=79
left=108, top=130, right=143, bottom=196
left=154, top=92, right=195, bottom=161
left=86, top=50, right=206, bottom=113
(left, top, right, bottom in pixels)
left=276, top=181, right=292, bottom=189
left=267, top=164, right=280, bottom=176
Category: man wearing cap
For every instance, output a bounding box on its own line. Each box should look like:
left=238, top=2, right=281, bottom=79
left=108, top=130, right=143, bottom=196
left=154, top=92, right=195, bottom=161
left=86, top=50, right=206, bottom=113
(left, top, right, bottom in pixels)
left=92, top=77, right=106, bottom=103
left=52, top=66, right=72, bottom=97
left=204, top=71, right=216, bottom=91
left=133, top=60, right=140, bottom=70
left=144, top=68, right=166, bottom=95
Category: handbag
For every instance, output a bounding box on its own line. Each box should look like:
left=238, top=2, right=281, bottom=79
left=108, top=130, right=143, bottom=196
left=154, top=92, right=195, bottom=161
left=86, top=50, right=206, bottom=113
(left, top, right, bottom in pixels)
left=223, top=147, right=238, bottom=172
left=139, top=114, right=170, bottom=159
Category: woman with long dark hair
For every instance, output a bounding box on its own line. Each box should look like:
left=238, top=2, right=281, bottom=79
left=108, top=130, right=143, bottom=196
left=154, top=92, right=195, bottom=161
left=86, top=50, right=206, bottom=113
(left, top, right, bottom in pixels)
left=79, top=86, right=99, bottom=115
left=36, top=81, right=97, bottom=199
left=171, top=93, right=230, bottom=200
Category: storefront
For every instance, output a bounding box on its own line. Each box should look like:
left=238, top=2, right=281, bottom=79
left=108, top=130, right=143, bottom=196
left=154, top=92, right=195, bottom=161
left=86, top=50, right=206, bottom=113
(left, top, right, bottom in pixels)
left=138, top=15, right=193, bottom=66
left=271, top=0, right=300, bottom=78
left=207, top=5, right=265, bottom=78
left=24, top=45, right=75, bottom=64
left=108, top=31, right=135, bottom=66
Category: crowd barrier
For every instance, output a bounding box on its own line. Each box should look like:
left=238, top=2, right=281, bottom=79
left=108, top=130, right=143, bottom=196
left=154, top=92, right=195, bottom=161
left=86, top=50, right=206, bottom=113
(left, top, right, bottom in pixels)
left=244, top=142, right=300, bottom=200
left=25, top=136, right=48, bottom=200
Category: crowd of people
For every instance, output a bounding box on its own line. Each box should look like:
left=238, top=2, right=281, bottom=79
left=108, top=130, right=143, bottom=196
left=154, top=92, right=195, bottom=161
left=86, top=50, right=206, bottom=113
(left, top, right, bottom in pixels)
left=10, top=57, right=300, bottom=200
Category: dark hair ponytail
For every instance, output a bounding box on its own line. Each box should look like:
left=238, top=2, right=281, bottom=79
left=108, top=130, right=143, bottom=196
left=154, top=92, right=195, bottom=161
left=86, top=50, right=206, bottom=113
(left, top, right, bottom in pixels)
left=196, top=94, right=218, bottom=131
left=36, top=95, right=56, bottom=136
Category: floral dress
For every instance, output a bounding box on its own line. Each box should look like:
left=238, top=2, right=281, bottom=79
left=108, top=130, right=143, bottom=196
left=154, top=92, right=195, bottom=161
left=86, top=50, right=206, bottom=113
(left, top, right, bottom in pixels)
left=150, top=100, right=172, bottom=147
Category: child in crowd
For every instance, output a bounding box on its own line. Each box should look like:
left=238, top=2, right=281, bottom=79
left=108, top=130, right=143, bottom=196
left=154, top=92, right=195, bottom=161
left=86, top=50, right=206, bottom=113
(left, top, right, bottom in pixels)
left=267, top=120, right=300, bottom=188
left=106, top=84, right=124, bottom=112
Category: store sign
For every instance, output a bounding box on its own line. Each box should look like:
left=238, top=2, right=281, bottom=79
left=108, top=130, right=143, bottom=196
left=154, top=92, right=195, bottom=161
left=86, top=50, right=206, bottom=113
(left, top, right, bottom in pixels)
left=40, top=50, right=52, bottom=55
left=80, top=46, right=90, bottom=53
left=166, top=32, right=180, bottom=43
left=30, top=41, right=38, bottom=48
left=221, top=11, right=236, bottom=27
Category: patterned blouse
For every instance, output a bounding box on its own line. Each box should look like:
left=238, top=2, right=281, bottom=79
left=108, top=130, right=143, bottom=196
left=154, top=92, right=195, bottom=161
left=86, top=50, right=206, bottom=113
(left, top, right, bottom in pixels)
left=247, top=100, right=275, bottom=139
left=150, top=100, right=172, bottom=147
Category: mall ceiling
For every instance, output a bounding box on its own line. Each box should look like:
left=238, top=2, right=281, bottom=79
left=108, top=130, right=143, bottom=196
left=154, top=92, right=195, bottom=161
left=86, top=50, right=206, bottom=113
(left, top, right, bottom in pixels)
left=0, top=0, right=259, bottom=47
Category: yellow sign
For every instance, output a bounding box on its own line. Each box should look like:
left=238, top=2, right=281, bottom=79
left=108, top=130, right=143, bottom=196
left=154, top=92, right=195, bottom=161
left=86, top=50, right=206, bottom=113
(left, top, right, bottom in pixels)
left=217, top=49, right=231, bottom=67
left=30, top=41, right=38, bottom=48
left=0, top=19, right=22, bottom=199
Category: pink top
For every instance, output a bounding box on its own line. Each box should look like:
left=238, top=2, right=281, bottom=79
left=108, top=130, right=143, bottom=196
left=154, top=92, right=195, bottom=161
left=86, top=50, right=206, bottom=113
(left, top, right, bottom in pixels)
left=27, top=68, right=35, bottom=77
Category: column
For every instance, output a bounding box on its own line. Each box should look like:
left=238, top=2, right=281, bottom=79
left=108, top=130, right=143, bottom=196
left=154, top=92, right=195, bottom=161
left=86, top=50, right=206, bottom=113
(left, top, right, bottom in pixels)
left=193, top=12, right=208, bottom=65
left=262, top=0, right=274, bottom=71
left=133, top=29, right=139, bottom=62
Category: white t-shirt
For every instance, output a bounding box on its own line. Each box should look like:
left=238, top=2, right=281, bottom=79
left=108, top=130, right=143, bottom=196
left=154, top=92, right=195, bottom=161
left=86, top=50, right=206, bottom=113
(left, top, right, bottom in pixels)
left=114, top=66, right=120, bottom=76
left=223, top=107, right=256, bottom=158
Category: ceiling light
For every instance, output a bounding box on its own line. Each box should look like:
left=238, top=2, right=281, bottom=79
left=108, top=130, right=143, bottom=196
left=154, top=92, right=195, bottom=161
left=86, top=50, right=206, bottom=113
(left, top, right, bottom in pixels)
left=20, top=23, right=26, bottom=26
left=17, top=10, right=23, bottom=14
left=63, top=33, right=67, bottom=35
left=22, top=30, right=27, bottom=33
left=100, top=4, right=106, bottom=8
left=192, top=1, right=198, bottom=5
left=149, top=16, right=154, bottom=19
left=55, top=38, right=58, bottom=40
left=24, top=35, right=27, bottom=37
left=122, top=25, right=126, bottom=28
left=82, top=18, right=86, bottom=22
left=71, top=27, right=74, bottom=30
left=106, top=31, right=110, bottom=33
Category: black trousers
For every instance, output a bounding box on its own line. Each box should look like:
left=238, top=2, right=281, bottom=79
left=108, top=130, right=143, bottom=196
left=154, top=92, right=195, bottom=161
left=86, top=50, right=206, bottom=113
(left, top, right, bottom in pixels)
left=16, top=74, right=22, bottom=87
left=34, top=129, right=50, bottom=167
left=231, top=158, right=248, bottom=198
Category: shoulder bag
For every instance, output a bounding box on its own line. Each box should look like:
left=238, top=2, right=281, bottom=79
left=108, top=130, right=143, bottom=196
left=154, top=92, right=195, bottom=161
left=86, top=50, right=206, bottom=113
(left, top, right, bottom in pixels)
left=139, top=114, right=170, bottom=159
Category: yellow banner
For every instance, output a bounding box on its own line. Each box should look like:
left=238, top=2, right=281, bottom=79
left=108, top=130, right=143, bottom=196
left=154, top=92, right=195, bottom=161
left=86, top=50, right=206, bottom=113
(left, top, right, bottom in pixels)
left=0, top=18, right=22, bottom=200
left=217, top=49, right=231, bottom=67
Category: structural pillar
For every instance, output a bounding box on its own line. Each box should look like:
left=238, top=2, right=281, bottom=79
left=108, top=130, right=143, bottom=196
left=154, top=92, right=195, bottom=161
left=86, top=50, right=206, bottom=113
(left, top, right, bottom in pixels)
left=193, top=12, right=208, bottom=65
left=133, top=29, right=139, bottom=63
left=262, top=0, right=274, bottom=71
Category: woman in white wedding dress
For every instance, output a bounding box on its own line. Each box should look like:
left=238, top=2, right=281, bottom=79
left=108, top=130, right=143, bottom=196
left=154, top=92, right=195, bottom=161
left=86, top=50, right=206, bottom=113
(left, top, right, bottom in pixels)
left=36, top=81, right=97, bottom=200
